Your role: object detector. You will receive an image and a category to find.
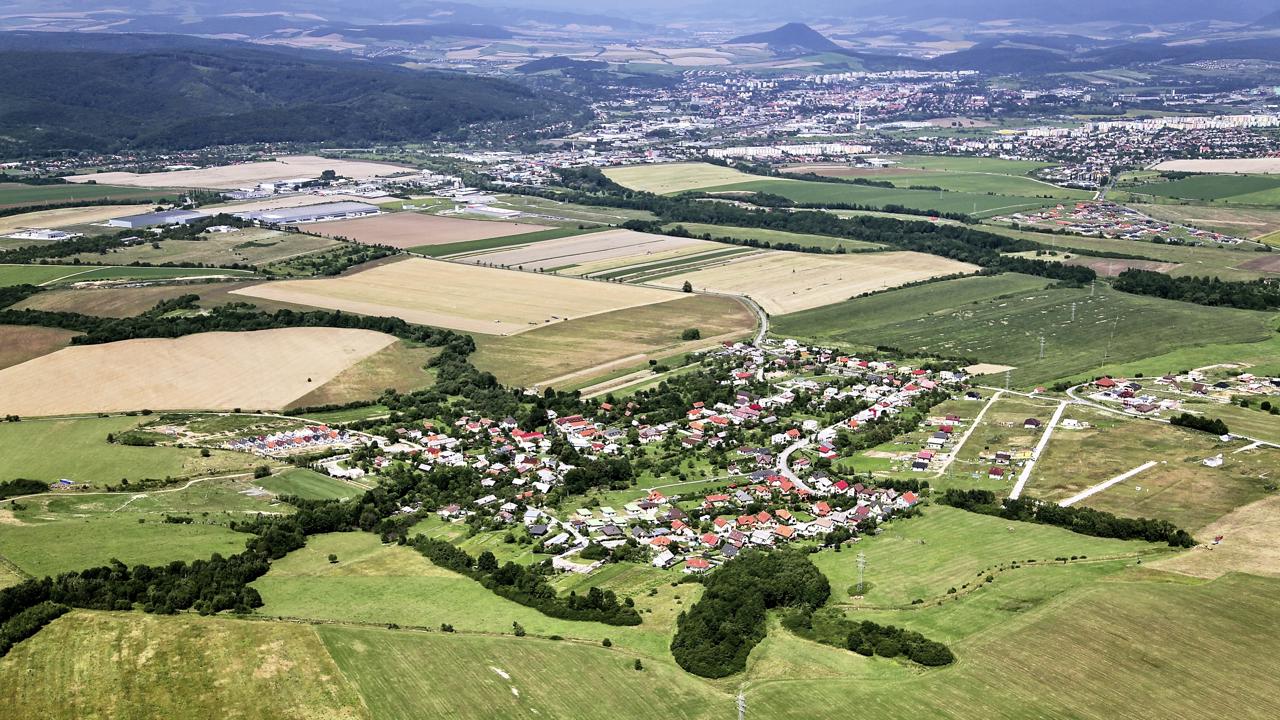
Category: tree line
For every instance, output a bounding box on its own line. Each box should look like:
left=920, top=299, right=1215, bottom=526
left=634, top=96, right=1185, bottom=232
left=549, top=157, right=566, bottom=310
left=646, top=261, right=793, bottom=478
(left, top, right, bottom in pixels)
left=937, top=489, right=1196, bottom=547
left=1113, top=269, right=1280, bottom=311
left=782, top=607, right=954, bottom=667
left=1169, top=413, right=1230, bottom=436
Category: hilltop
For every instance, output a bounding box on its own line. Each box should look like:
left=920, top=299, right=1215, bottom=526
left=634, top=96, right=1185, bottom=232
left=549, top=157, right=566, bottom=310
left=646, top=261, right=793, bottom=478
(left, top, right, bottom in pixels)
left=727, top=22, right=843, bottom=53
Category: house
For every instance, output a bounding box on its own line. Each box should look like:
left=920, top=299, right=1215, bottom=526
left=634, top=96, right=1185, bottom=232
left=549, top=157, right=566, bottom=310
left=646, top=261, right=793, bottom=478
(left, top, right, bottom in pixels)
left=1023, top=418, right=1043, bottom=430
left=652, top=550, right=677, bottom=568
left=989, top=467, right=1006, bottom=480
left=684, top=557, right=711, bottom=574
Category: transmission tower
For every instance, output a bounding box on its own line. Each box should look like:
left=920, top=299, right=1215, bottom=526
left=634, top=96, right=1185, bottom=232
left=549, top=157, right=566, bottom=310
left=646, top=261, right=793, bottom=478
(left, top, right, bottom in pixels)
left=1071, top=302, right=1077, bottom=322
left=737, top=691, right=747, bottom=720
left=856, top=552, right=867, bottom=595
left=1039, top=336, right=1046, bottom=361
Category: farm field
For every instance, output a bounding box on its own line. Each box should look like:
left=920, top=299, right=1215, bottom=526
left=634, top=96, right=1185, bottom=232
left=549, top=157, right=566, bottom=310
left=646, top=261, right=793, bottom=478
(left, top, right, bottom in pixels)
left=0, top=204, right=152, bottom=235
left=0, top=612, right=369, bottom=720
left=0, top=325, right=78, bottom=369
left=315, top=212, right=552, bottom=249
left=810, top=505, right=1166, bottom=607
left=1133, top=204, right=1280, bottom=241
left=68, top=228, right=340, bottom=267
left=457, top=228, right=718, bottom=271
left=410, top=226, right=591, bottom=258
left=320, top=625, right=725, bottom=720
left=0, top=183, right=175, bottom=209
left=1153, top=493, right=1280, bottom=579
left=254, top=468, right=364, bottom=501
left=1154, top=158, right=1280, bottom=174
left=489, top=194, right=660, bottom=225
left=0, top=263, right=108, bottom=286
left=0, top=513, right=251, bottom=578
left=662, top=222, right=885, bottom=251
left=649, top=250, right=979, bottom=315
left=286, top=340, right=439, bottom=409
left=773, top=273, right=1277, bottom=386
left=1123, top=173, right=1280, bottom=205
left=0, top=415, right=251, bottom=486
left=12, top=283, right=247, bottom=317
left=65, top=156, right=415, bottom=189
left=700, top=177, right=1057, bottom=216
left=751, top=572, right=1280, bottom=719
left=232, top=258, right=683, bottom=336
left=602, top=162, right=756, bottom=194
left=782, top=160, right=1087, bottom=200
left=470, top=294, right=756, bottom=387
left=1030, top=408, right=1277, bottom=531
left=0, top=327, right=397, bottom=416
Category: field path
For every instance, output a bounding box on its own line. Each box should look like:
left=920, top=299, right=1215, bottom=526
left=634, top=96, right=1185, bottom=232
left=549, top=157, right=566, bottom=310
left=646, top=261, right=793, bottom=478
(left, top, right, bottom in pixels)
left=1009, top=400, right=1068, bottom=500
left=1058, top=461, right=1159, bottom=507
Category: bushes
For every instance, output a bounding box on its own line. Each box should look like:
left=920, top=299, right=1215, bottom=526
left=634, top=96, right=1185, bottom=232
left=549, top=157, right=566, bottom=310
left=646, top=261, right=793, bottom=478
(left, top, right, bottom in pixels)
left=0, top=478, right=48, bottom=501
left=784, top=608, right=955, bottom=668
left=0, top=601, right=69, bottom=657
left=671, top=550, right=830, bottom=678
left=1170, top=413, right=1230, bottom=436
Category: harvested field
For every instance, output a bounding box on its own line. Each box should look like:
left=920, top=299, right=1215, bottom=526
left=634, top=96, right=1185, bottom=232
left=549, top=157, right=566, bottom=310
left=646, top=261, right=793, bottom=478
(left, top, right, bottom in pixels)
left=1066, top=257, right=1181, bottom=276
left=472, top=294, right=756, bottom=387
left=964, top=362, right=1016, bottom=375
left=0, top=325, right=78, bottom=369
left=313, top=212, right=551, bottom=249
left=0, top=204, right=152, bottom=236
left=231, top=257, right=682, bottom=336
left=1235, top=255, right=1280, bottom=273
left=1154, top=158, right=1280, bottom=174
left=1153, top=491, right=1280, bottom=580
left=602, top=163, right=754, bottom=194
left=651, top=250, right=979, bottom=315
left=459, top=229, right=717, bottom=271
left=0, top=328, right=396, bottom=415
left=65, top=156, right=415, bottom=190
left=208, top=193, right=372, bottom=215
left=287, top=340, right=439, bottom=409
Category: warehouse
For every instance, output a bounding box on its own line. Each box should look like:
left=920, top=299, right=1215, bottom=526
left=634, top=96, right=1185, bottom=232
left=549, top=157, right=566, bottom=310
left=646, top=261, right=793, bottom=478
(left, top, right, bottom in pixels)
left=236, top=201, right=381, bottom=225
left=106, top=209, right=206, bottom=229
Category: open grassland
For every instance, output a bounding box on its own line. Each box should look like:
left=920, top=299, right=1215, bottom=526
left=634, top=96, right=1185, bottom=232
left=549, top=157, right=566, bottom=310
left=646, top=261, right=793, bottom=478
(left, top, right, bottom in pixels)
left=663, top=222, right=885, bottom=251
left=233, top=258, right=682, bottom=336
left=0, top=514, right=251, bottom=578
left=14, top=475, right=277, bottom=521
left=0, top=264, right=256, bottom=288
left=459, top=228, right=718, bottom=271
left=0, top=182, right=174, bottom=209
left=810, top=506, right=1166, bottom=607
left=0, top=612, right=369, bottom=720
left=14, top=283, right=231, bottom=317
left=1175, top=400, right=1280, bottom=444
left=0, top=328, right=397, bottom=416
left=0, top=324, right=77, bottom=369
left=0, top=204, right=152, bottom=235
left=701, top=177, right=1056, bottom=216
left=1131, top=173, right=1280, bottom=204
left=650, top=250, right=978, bottom=315
left=255, top=468, right=364, bottom=501
left=0, top=263, right=107, bottom=286
left=748, top=572, right=1280, bottom=719
left=471, top=294, right=756, bottom=387
left=69, top=228, right=340, bottom=267
left=490, top=194, right=659, bottom=225
left=66, top=155, right=415, bottom=189
left=783, top=160, right=1087, bottom=201
left=1031, top=409, right=1278, bottom=531
left=1092, top=333, right=1280, bottom=380
left=0, top=415, right=251, bottom=486
left=1153, top=492, right=1280, bottom=579
left=411, top=226, right=590, bottom=258
left=320, top=625, right=725, bottom=720
left=316, top=212, right=551, bottom=249
left=286, top=340, right=438, bottom=409
left=773, top=273, right=1277, bottom=387
left=602, top=162, right=754, bottom=194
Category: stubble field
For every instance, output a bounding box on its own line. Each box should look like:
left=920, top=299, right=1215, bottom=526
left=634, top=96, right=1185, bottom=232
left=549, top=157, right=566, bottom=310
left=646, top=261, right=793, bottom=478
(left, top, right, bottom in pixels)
left=315, top=212, right=552, bottom=249
left=65, top=156, right=415, bottom=189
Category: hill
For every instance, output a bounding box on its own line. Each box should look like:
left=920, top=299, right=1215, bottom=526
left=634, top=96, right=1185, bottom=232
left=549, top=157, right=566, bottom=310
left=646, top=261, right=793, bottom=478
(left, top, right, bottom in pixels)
left=0, top=32, right=577, bottom=154
left=727, top=22, right=843, bottom=53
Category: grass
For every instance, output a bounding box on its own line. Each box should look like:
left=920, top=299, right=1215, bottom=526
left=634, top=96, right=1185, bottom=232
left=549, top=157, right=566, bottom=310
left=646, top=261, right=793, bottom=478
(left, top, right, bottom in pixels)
left=602, top=163, right=754, bottom=194
left=0, top=264, right=254, bottom=287
left=1127, top=174, right=1280, bottom=203
left=0, top=611, right=369, bottom=720
left=748, top=571, right=1280, bottom=719
left=68, top=229, right=339, bottom=267
left=0, top=264, right=105, bottom=286
left=0, top=415, right=254, bottom=486
left=0, top=513, right=251, bottom=577
left=662, top=223, right=885, bottom=251
left=300, top=404, right=391, bottom=424
left=471, top=294, right=755, bottom=388
left=810, top=505, right=1167, bottom=607
left=1031, top=408, right=1278, bottom=531
left=410, top=227, right=591, bottom=257
left=253, top=532, right=696, bottom=660
left=699, top=177, right=1056, bottom=217
left=319, top=624, right=726, bottom=720
left=256, top=468, right=363, bottom=501
left=492, top=194, right=659, bottom=225
left=0, top=183, right=175, bottom=209
left=772, top=273, right=1277, bottom=387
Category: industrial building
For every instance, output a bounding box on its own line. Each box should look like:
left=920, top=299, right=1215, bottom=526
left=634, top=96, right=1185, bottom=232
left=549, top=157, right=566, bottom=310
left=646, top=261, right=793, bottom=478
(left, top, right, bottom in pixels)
left=106, top=209, right=207, bottom=229
left=236, top=201, right=380, bottom=225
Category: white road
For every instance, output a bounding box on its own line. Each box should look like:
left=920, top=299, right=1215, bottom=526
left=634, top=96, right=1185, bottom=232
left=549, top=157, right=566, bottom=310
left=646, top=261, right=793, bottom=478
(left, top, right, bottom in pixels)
left=1008, top=400, right=1068, bottom=500
left=1058, top=461, right=1159, bottom=507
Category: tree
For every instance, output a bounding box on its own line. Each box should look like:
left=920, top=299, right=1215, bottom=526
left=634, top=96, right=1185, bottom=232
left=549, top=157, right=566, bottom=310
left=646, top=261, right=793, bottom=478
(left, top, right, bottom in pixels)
left=477, top=551, right=499, bottom=574
left=602, top=638, right=612, bottom=647
left=253, top=466, right=271, bottom=479
left=328, top=554, right=338, bottom=564
left=513, top=621, right=526, bottom=637
left=634, top=659, right=644, bottom=671
left=681, top=281, right=693, bottom=293
left=681, top=328, right=702, bottom=341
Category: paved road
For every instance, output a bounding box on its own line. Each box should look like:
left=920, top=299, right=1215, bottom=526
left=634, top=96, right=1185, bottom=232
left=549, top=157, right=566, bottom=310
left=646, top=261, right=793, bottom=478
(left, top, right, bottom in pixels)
left=1009, top=400, right=1068, bottom=500
left=1059, top=461, right=1159, bottom=507
left=933, top=390, right=1003, bottom=477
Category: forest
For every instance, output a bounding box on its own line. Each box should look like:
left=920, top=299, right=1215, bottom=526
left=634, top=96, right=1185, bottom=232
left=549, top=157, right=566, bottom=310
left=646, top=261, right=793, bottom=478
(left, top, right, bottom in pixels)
left=1113, top=269, right=1280, bottom=311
